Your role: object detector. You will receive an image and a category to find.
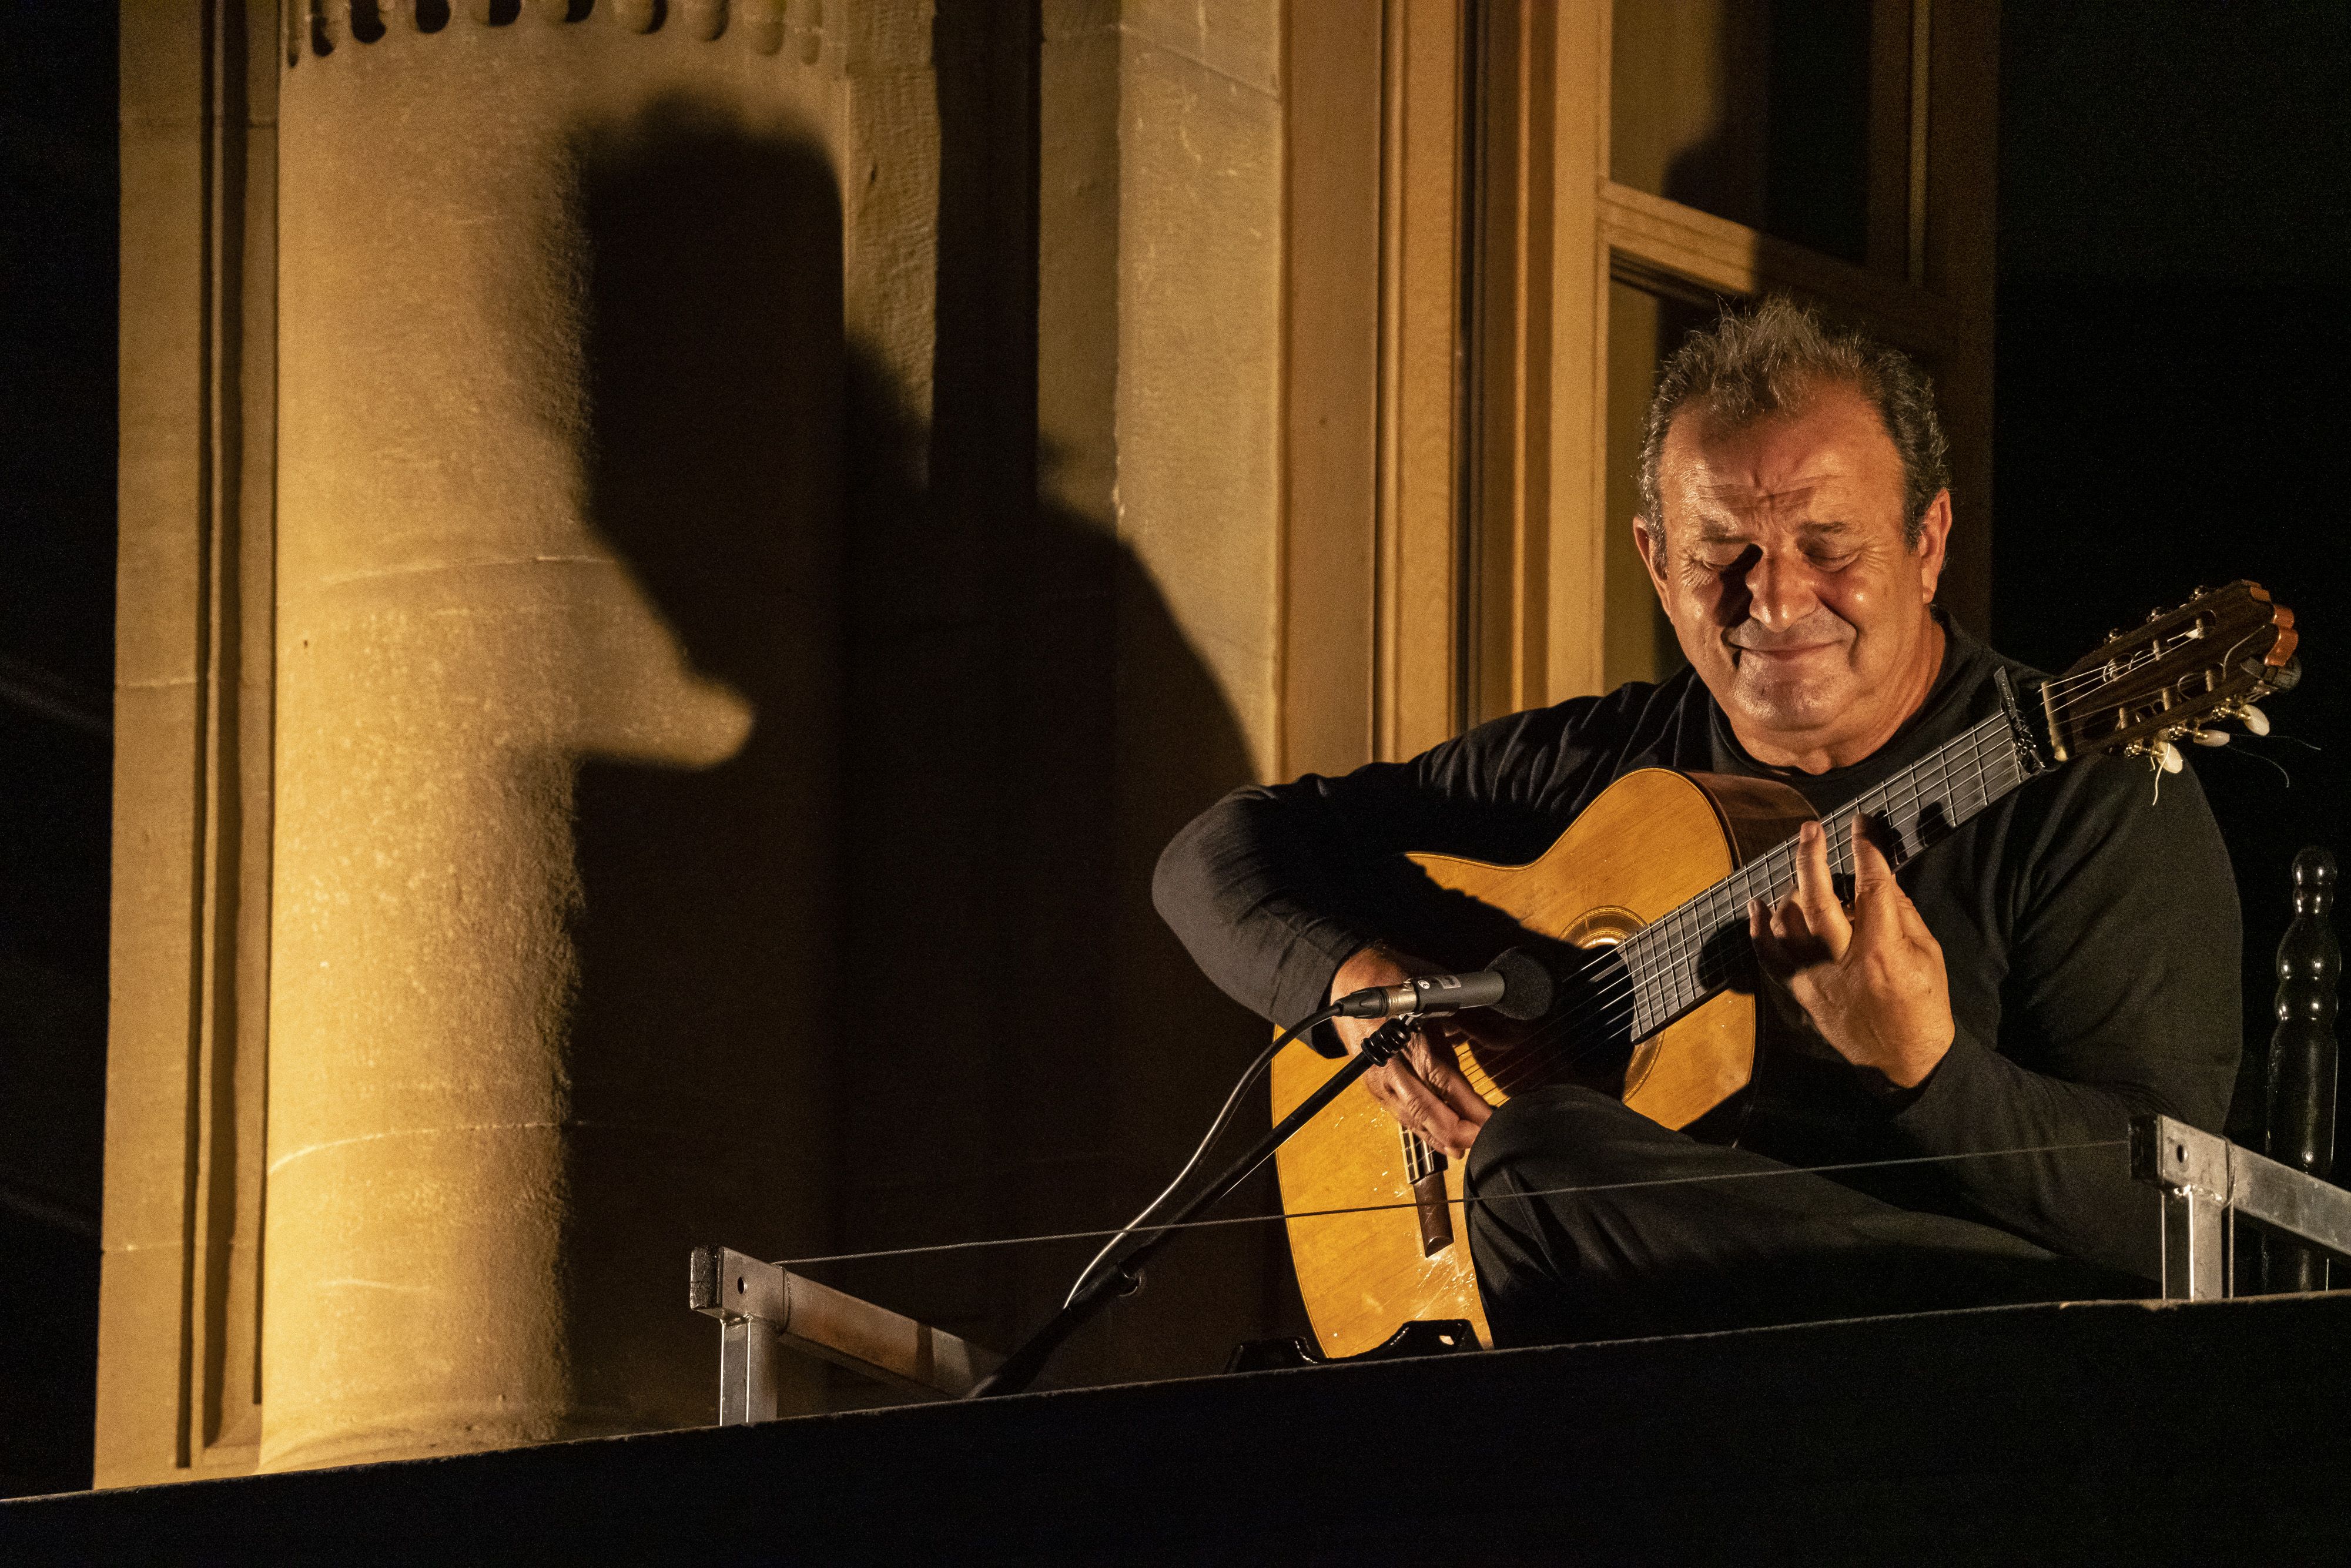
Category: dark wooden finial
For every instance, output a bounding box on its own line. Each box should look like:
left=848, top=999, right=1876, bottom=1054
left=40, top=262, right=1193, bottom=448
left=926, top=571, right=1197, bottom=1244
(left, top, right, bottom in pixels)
left=2262, top=847, right=2341, bottom=1294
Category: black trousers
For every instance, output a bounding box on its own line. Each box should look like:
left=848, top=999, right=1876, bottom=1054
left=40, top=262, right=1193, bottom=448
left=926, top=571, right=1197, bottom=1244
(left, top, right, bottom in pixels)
left=1463, top=1085, right=2147, bottom=1346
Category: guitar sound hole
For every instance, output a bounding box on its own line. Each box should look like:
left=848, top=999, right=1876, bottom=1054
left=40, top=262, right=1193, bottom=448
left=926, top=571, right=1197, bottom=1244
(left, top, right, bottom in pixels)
left=1562, top=904, right=1640, bottom=949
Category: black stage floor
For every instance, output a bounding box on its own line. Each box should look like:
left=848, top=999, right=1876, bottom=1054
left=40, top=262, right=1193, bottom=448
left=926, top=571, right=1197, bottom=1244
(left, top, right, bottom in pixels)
left=9, top=1292, right=2350, bottom=1563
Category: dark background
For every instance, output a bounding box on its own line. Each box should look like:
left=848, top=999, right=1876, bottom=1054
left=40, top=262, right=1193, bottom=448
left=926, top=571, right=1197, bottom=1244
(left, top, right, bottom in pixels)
left=1, top=0, right=2343, bottom=1496
left=1, top=0, right=122, bottom=1500
left=1992, top=1, right=2350, bottom=1151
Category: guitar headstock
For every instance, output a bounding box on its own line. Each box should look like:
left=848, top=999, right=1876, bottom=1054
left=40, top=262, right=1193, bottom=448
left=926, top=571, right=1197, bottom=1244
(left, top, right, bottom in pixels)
left=2037, top=581, right=2300, bottom=766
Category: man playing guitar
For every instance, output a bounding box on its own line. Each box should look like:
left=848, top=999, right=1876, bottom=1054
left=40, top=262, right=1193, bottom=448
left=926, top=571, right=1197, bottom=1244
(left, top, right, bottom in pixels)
left=1156, top=299, right=2242, bottom=1343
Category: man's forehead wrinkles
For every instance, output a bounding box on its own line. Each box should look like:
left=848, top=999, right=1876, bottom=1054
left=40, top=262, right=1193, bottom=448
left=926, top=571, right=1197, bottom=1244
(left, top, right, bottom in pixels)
left=1686, top=512, right=1856, bottom=542
left=1694, top=472, right=1830, bottom=502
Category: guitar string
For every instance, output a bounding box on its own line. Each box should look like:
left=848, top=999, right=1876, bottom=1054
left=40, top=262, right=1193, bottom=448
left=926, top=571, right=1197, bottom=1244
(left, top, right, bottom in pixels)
left=2005, top=621, right=2266, bottom=748
left=1486, top=799, right=1965, bottom=1091
left=1508, top=642, right=2111, bottom=1064
left=1475, top=717, right=2005, bottom=1084
left=2033, top=619, right=2281, bottom=730
left=1592, top=716, right=2005, bottom=1038
left=1479, top=722, right=2026, bottom=1099
left=1459, top=718, right=2018, bottom=1098
left=1401, top=614, right=2273, bottom=1105
left=1651, top=723, right=2011, bottom=1048
left=1478, top=617, right=2266, bottom=1094
left=773, top=1138, right=2129, bottom=1270
left=2037, top=620, right=2250, bottom=704
left=1655, top=608, right=2280, bottom=1027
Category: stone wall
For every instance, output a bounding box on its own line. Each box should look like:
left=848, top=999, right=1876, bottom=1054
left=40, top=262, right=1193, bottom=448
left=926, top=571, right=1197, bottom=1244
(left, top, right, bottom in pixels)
left=102, top=0, right=1287, bottom=1483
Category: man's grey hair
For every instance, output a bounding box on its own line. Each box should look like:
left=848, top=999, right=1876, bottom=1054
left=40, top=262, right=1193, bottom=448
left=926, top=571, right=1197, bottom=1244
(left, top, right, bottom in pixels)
left=1635, top=296, right=1951, bottom=547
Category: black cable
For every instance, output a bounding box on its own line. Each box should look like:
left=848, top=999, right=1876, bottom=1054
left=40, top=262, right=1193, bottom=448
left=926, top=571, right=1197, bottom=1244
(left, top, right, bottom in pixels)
left=1063, top=1005, right=1337, bottom=1308
left=970, top=1011, right=1406, bottom=1398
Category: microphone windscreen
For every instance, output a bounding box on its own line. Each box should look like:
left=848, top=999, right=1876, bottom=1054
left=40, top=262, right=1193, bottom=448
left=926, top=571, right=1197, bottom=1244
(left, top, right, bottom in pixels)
left=1486, top=946, right=1555, bottom=1021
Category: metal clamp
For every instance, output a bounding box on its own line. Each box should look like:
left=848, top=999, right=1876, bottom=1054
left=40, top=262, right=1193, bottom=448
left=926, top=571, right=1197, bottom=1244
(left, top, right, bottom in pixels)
left=2130, top=1115, right=2351, bottom=1301
left=690, top=1245, right=1003, bottom=1423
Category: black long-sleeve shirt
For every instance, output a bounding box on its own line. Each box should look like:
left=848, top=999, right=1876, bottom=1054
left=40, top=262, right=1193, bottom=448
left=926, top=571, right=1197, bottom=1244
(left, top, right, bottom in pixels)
left=1154, top=619, right=2242, bottom=1281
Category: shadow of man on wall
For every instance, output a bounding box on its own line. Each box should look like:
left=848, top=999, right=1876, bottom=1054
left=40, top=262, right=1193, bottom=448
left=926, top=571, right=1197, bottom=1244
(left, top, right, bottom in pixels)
left=562, top=80, right=1283, bottom=1429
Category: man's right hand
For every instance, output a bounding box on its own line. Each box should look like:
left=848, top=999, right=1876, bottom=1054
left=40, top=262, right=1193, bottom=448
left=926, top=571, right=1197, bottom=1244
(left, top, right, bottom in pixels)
left=1330, top=946, right=1496, bottom=1160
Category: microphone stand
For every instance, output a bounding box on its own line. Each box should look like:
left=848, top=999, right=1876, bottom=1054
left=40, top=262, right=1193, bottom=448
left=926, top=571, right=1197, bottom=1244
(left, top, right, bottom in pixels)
left=967, top=1015, right=1418, bottom=1399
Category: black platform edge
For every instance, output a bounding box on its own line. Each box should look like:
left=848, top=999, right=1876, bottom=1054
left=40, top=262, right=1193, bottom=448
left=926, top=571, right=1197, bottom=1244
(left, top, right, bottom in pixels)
left=10, top=1294, right=2351, bottom=1564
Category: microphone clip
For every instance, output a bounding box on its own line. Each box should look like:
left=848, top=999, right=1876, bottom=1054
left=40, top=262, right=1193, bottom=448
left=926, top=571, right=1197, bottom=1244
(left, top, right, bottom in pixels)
left=1355, top=1016, right=1416, bottom=1067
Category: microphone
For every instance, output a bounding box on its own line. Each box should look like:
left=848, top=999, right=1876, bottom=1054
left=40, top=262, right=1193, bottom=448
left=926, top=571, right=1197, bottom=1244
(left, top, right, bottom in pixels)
left=1331, top=947, right=1555, bottom=1022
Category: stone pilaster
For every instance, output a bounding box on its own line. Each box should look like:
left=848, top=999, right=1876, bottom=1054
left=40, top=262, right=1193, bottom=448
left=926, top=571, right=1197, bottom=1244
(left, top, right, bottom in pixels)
left=103, top=0, right=942, bottom=1480
left=261, top=1, right=873, bottom=1473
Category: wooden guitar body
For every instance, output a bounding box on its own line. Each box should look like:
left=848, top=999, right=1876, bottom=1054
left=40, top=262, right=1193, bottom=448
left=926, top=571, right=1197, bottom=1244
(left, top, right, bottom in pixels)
left=1264, top=581, right=2299, bottom=1361
left=1270, top=768, right=1813, bottom=1359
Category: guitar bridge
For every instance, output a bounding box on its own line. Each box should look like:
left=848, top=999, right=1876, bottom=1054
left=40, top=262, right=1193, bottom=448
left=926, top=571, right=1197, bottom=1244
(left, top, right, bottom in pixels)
left=1401, top=1130, right=1455, bottom=1257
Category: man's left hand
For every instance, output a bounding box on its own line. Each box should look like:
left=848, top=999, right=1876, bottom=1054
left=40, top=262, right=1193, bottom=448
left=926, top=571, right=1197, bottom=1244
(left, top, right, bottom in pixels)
left=1748, top=815, right=1955, bottom=1090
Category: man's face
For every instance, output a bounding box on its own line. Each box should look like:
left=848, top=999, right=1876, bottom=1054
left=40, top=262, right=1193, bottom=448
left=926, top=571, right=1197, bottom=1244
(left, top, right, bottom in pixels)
left=1633, top=383, right=1950, bottom=769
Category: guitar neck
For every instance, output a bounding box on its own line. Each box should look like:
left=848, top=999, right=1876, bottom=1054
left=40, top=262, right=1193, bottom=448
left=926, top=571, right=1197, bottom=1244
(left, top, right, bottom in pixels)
left=1620, top=703, right=2035, bottom=1040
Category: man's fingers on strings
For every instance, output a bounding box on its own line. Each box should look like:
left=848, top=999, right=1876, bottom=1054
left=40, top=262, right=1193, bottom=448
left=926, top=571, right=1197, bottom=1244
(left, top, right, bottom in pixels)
left=1793, top=820, right=1854, bottom=957
left=1370, top=1063, right=1473, bottom=1155
left=1364, top=1071, right=1427, bottom=1139
left=1362, top=1034, right=1489, bottom=1155
left=1764, top=889, right=1837, bottom=974
left=1767, top=895, right=1812, bottom=945
left=1850, top=816, right=1938, bottom=956
left=1365, top=1058, right=1425, bottom=1109
left=1848, top=815, right=1903, bottom=946
left=1850, top=811, right=1898, bottom=887
left=1428, top=1042, right=1495, bottom=1125
left=1373, top=1051, right=1448, bottom=1120
left=1398, top=1031, right=1490, bottom=1130
left=1749, top=893, right=1796, bottom=983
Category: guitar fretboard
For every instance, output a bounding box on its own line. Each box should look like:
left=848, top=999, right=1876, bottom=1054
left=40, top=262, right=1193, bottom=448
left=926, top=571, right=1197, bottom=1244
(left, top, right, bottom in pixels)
left=1619, top=711, right=2027, bottom=1039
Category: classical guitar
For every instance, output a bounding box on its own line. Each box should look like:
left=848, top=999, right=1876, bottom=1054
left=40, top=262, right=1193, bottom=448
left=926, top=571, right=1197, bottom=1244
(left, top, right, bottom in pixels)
left=1271, top=581, right=2301, bottom=1358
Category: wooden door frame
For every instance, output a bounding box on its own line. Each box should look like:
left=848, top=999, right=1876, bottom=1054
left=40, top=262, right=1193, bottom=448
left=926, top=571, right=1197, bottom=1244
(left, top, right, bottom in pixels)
left=1281, top=0, right=1997, bottom=772
left=1593, top=1, right=2000, bottom=643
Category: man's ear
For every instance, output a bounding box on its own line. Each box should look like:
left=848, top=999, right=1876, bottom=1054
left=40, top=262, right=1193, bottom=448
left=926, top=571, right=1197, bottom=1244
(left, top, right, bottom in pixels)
left=1912, top=488, right=1952, bottom=602
left=1632, top=515, right=1670, bottom=602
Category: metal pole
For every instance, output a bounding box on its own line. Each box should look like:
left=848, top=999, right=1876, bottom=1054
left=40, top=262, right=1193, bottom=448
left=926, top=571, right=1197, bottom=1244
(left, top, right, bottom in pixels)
left=2159, top=1185, right=2230, bottom=1302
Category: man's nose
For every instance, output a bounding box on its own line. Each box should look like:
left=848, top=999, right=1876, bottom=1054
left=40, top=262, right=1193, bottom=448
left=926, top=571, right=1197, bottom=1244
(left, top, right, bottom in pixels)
left=1743, top=548, right=1820, bottom=631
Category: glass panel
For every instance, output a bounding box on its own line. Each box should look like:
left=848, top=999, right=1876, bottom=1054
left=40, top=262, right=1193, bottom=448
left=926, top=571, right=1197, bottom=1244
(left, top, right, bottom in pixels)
left=1610, top=0, right=1884, bottom=267
left=1602, top=280, right=1714, bottom=691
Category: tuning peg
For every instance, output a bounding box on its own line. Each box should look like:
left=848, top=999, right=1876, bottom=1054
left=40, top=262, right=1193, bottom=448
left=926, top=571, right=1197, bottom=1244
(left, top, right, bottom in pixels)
left=2189, top=729, right=2231, bottom=747
left=2240, top=703, right=2270, bottom=736
left=2156, top=740, right=2185, bottom=773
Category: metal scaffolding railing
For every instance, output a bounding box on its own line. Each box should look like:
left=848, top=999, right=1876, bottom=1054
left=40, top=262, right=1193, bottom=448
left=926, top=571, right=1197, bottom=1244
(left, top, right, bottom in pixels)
left=2131, top=1114, right=2351, bottom=1301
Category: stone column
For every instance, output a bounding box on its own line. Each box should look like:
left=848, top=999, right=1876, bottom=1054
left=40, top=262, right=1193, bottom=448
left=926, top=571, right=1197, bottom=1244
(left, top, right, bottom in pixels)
left=260, top=4, right=884, bottom=1472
